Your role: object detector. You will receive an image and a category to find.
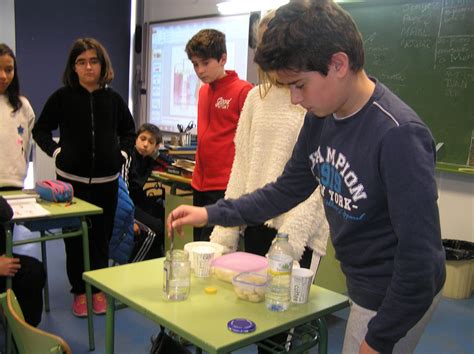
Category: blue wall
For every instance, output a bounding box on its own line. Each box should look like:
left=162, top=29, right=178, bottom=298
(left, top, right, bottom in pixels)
left=14, top=0, right=132, bottom=117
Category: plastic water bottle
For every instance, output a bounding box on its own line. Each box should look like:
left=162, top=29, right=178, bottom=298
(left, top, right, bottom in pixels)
left=266, top=233, right=294, bottom=311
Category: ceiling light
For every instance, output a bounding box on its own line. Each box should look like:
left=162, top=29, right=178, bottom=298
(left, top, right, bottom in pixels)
left=217, top=0, right=289, bottom=15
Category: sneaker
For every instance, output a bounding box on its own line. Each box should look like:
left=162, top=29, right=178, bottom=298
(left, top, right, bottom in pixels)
left=72, top=294, right=87, bottom=318
left=92, top=292, right=107, bottom=315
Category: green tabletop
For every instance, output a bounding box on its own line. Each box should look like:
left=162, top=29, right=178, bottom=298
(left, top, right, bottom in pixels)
left=84, top=258, right=349, bottom=354
left=0, top=191, right=102, bottom=221
left=1, top=191, right=102, bottom=352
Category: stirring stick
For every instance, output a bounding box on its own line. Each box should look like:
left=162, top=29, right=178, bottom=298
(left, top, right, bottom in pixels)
left=170, top=227, right=174, bottom=256
left=169, top=227, right=175, bottom=279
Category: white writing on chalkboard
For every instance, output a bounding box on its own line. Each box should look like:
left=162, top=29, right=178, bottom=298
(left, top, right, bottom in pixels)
left=443, top=7, right=472, bottom=24
left=348, top=0, right=473, bottom=166
left=436, top=37, right=474, bottom=67
left=400, top=2, right=439, bottom=49
left=364, top=33, right=390, bottom=66
left=444, top=68, right=474, bottom=97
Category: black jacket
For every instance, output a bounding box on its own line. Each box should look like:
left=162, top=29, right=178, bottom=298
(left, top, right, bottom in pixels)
left=128, top=148, right=156, bottom=209
left=0, top=196, right=14, bottom=253
left=126, top=148, right=164, bottom=241
left=33, top=85, right=136, bottom=180
left=0, top=196, right=13, bottom=223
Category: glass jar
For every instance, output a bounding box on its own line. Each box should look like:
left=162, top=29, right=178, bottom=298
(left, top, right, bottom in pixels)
left=163, top=249, right=190, bottom=301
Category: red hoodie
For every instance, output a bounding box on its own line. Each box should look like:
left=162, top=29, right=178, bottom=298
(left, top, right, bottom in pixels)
left=192, top=70, right=252, bottom=191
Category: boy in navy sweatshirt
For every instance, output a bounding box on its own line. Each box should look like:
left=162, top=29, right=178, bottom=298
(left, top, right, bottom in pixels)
left=167, top=1, right=445, bottom=353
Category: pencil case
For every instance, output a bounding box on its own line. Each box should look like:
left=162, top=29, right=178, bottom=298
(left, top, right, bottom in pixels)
left=35, top=179, right=74, bottom=203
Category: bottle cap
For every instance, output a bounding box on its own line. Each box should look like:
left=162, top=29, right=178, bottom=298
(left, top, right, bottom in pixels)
left=204, top=286, right=217, bottom=294
left=227, top=318, right=256, bottom=333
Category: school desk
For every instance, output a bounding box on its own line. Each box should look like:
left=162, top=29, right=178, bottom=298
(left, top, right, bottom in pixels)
left=0, top=191, right=102, bottom=352
left=151, top=170, right=192, bottom=194
left=150, top=170, right=194, bottom=251
left=83, top=258, right=349, bottom=354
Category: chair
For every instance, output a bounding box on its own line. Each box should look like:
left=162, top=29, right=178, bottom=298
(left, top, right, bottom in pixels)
left=0, top=289, right=71, bottom=354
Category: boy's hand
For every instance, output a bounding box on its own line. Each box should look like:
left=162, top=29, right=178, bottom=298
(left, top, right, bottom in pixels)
left=0, top=256, right=21, bottom=277
left=133, top=223, right=140, bottom=235
left=167, top=205, right=208, bottom=237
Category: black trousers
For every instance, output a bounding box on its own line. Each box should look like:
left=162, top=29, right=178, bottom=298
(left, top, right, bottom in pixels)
left=58, top=176, right=118, bottom=294
left=192, top=189, right=225, bottom=242
left=0, top=254, right=46, bottom=327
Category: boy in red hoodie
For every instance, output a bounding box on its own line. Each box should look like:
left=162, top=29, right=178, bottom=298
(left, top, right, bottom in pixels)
left=185, top=29, right=252, bottom=241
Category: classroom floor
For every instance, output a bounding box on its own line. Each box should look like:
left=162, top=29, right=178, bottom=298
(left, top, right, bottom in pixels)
left=4, top=225, right=474, bottom=354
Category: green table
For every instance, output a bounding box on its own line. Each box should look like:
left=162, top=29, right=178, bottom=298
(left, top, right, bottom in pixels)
left=83, top=258, right=349, bottom=354
left=1, top=191, right=102, bottom=351
left=151, top=170, right=192, bottom=195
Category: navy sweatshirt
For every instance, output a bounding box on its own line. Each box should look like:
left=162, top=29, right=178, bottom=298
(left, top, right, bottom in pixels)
left=207, top=80, right=446, bottom=353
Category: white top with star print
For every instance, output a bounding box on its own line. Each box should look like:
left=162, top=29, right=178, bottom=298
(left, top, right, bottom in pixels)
left=0, top=95, right=35, bottom=188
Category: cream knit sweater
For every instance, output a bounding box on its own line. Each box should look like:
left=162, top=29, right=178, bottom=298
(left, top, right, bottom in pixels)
left=0, top=96, right=35, bottom=188
left=210, top=86, right=329, bottom=260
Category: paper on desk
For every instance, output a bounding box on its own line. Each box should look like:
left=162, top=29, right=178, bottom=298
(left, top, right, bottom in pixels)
left=3, top=193, right=39, bottom=200
left=5, top=196, right=50, bottom=218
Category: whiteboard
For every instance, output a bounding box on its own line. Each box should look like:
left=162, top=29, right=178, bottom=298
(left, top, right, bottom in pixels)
left=146, top=14, right=250, bottom=133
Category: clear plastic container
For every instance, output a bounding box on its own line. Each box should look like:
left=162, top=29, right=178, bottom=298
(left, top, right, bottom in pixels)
left=211, top=252, right=268, bottom=283
left=163, top=249, right=190, bottom=301
left=232, top=272, right=267, bottom=303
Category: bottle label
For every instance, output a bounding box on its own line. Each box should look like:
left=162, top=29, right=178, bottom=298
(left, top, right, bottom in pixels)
left=268, top=254, right=292, bottom=275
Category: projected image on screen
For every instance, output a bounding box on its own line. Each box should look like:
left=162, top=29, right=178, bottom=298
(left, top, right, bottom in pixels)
left=147, top=14, right=250, bottom=133
left=170, top=46, right=199, bottom=117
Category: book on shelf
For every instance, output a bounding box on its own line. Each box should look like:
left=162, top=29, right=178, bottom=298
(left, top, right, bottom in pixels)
left=165, top=165, right=193, bottom=179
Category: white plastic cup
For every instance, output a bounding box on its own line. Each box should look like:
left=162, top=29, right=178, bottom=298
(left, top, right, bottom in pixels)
left=291, top=268, right=314, bottom=304
left=184, top=241, right=224, bottom=269
left=193, top=246, right=215, bottom=277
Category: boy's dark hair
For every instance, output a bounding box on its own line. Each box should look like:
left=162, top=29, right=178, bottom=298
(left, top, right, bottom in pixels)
left=0, top=43, right=22, bottom=112
left=185, top=29, right=227, bottom=61
left=137, top=123, right=162, bottom=144
left=254, top=0, right=364, bottom=76
left=62, top=38, right=114, bottom=88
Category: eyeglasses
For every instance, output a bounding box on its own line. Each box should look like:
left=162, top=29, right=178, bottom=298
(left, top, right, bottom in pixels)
left=75, top=58, right=100, bottom=67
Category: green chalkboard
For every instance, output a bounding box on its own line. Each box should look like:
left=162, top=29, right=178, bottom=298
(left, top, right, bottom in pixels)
left=342, top=0, right=474, bottom=174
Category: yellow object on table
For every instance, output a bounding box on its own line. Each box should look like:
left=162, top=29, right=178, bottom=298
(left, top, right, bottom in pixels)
left=204, top=286, right=218, bottom=294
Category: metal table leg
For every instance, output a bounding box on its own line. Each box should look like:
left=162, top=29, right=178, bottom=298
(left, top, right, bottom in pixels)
left=40, top=231, right=50, bottom=312
left=316, top=317, right=328, bottom=354
left=105, top=294, right=115, bottom=354
left=4, top=224, right=13, bottom=354
left=81, top=217, right=95, bottom=351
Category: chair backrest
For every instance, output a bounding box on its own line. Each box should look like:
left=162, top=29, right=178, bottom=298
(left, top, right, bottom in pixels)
left=0, top=289, right=72, bottom=354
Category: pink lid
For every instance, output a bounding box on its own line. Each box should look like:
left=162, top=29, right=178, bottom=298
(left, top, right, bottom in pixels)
left=211, top=252, right=268, bottom=273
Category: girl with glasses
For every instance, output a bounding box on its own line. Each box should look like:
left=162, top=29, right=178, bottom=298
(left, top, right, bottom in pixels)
left=32, top=38, right=136, bottom=318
